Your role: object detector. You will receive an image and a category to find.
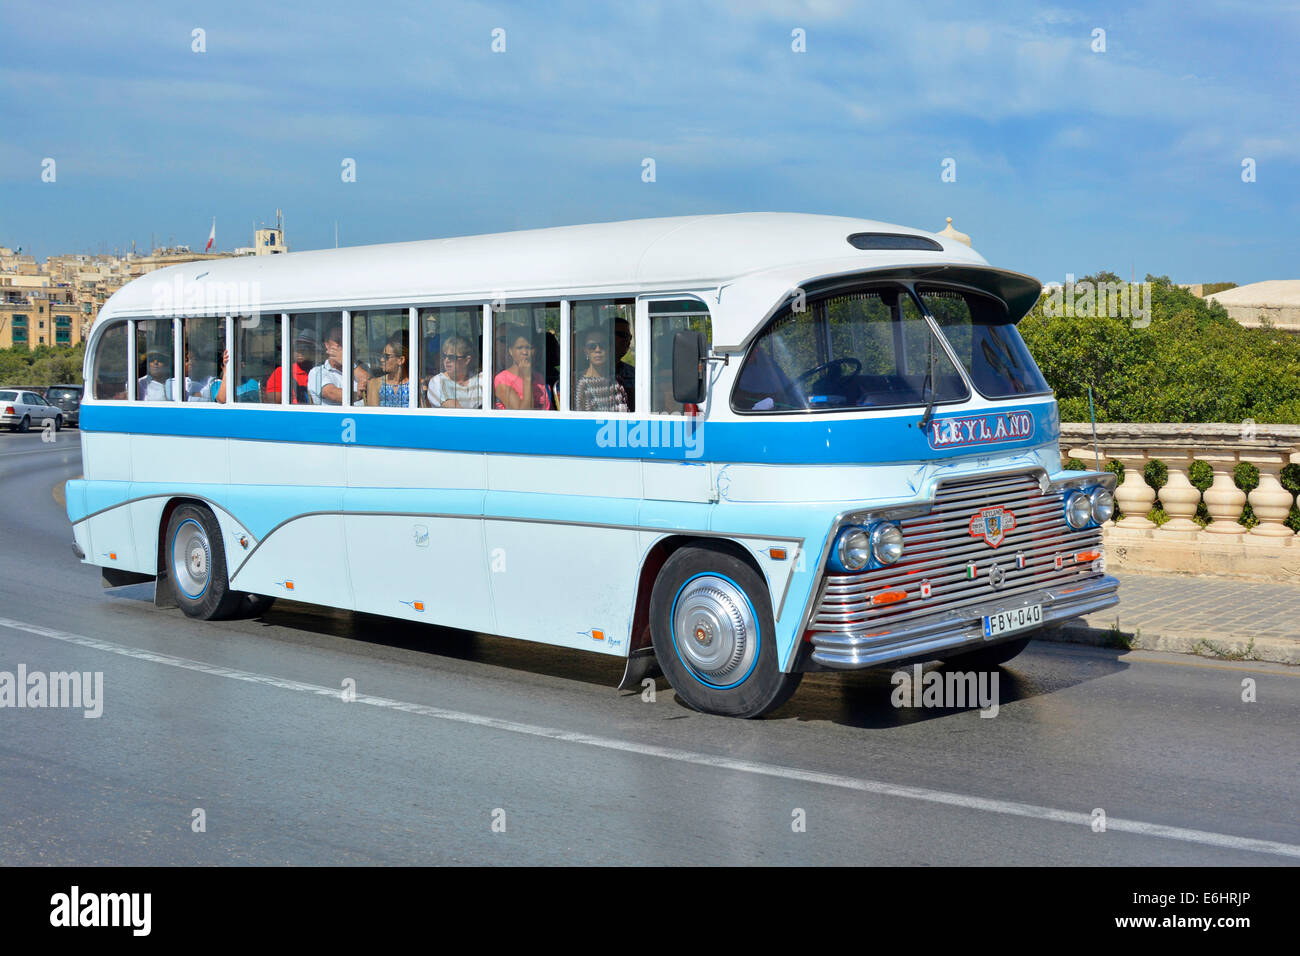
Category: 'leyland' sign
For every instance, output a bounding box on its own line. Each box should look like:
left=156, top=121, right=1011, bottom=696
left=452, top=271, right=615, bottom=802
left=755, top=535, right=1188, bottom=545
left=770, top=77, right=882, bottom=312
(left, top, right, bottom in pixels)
left=927, top=410, right=1034, bottom=450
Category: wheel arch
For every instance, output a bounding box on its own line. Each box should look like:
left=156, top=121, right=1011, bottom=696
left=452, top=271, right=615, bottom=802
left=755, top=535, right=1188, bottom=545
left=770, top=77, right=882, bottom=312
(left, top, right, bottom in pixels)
left=628, top=534, right=769, bottom=657
left=154, top=496, right=213, bottom=608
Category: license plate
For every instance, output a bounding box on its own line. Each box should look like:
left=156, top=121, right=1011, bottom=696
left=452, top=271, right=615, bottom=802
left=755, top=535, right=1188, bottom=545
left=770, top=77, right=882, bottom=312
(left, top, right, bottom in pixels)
left=982, top=603, right=1042, bottom=639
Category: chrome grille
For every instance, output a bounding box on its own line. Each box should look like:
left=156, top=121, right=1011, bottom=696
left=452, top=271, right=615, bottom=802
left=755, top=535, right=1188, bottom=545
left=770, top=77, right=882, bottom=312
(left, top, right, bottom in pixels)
left=812, top=472, right=1104, bottom=634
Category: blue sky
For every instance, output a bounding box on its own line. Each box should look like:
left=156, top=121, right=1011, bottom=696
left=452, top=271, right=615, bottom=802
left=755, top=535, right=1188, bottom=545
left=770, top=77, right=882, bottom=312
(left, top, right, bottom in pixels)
left=1, top=0, right=1296, bottom=284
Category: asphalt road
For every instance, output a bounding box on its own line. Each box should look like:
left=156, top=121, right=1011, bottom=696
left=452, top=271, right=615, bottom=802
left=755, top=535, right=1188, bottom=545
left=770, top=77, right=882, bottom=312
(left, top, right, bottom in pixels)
left=1, top=428, right=1297, bottom=865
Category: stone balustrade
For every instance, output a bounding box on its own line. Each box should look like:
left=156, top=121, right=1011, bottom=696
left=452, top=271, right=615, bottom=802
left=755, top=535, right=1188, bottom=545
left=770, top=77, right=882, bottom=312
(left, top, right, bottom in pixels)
left=1059, top=422, right=1300, bottom=579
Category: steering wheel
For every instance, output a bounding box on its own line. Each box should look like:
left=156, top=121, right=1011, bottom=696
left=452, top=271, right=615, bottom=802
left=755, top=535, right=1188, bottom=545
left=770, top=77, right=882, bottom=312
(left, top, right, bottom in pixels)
left=795, top=357, right=862, bottom=389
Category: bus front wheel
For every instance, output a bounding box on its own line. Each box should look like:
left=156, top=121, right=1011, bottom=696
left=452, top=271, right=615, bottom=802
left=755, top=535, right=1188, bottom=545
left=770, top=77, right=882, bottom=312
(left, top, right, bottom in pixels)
left=165, top=504, right=243, bottom=620
left=649, top=544, right=801, bottom=718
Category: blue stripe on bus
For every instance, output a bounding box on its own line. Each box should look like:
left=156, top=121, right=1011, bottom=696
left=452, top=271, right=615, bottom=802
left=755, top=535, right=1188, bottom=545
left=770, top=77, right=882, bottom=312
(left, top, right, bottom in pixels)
left=79, top=401, right=1059, bottom=465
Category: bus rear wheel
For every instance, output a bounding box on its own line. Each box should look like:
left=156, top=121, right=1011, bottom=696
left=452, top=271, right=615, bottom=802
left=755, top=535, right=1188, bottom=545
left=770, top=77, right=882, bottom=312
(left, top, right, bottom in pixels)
left=649, top=544, right=801, bottom=718
left=165, top=504, right=243, bottom=620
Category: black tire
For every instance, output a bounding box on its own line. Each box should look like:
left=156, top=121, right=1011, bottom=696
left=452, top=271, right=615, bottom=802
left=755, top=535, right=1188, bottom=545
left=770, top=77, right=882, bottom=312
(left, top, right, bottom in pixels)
left=941, top=634, right=1034, bottom=670
left=164, top=504, right=243, bottom=620
left=54, top=415, right=62, bottom=432
left=649, top=543, right=802, bottom=718
left=17, top=415, right=30, bottom=433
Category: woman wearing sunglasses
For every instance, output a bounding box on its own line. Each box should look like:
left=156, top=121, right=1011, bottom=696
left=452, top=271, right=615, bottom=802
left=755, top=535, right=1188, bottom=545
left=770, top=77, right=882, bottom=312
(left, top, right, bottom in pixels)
left=365, top=331, right=411, bottom=407
left=426, top=335, right=482, bottom=409
left=574, top=324, right=629, bottom=412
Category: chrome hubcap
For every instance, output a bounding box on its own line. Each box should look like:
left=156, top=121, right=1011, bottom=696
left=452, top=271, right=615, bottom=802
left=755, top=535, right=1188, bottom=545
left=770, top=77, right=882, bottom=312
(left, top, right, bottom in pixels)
left=673, top=575, right=757, bottom=685
left=173, top=520, right=211, bottom=598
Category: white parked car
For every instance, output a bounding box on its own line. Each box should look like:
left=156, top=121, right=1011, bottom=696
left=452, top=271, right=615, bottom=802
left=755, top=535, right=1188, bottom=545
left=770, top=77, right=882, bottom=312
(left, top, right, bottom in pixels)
left=0, top=388, right=64, bottom=432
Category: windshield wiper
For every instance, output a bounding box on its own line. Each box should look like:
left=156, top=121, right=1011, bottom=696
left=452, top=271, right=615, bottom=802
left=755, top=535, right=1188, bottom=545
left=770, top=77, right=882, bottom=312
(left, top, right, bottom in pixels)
left=918, top=334, right=937, bottom=430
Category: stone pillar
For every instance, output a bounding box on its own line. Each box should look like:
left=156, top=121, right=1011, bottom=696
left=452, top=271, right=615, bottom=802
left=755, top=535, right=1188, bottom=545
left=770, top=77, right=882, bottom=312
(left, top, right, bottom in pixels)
left=1247, top=456, right=1297, bottom=537
left=1157, top=454, right=1202, bottom=532
left=1201, top=454, right=1247, bottom=535
left=1113, top=454, right=1156, bottom=529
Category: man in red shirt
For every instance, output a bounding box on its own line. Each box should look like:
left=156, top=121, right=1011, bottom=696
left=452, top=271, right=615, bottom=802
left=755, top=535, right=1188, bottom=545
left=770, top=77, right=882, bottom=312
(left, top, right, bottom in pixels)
left=266, top=327, right=318, bottom=404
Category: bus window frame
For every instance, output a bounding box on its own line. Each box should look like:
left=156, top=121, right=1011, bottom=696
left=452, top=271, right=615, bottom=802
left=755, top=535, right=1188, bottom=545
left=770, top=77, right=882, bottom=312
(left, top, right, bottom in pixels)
left=567, top=294, right=641, bottom=417
left=643, top=293, right=714, bottom=417
left=914, top=282, right=1055, bottom=403
left=88, top=318, right=133, bottom=403
left=96, top=292, right=723, bottom=416
left=727, top=281, right=977, bottom=417
left=486, top=297, right=562, bottom=414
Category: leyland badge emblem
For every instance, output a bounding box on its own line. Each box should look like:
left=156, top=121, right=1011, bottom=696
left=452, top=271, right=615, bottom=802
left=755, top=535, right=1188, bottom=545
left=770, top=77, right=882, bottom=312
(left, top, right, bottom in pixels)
left=968, top=505, right=1017, bottom=549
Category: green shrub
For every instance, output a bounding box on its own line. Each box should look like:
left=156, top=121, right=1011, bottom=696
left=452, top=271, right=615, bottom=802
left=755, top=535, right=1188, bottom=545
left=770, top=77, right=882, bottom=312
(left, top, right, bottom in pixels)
left=1021, top=274, right=1300, bottom=424
left=0, top=344, right=85, bottom=385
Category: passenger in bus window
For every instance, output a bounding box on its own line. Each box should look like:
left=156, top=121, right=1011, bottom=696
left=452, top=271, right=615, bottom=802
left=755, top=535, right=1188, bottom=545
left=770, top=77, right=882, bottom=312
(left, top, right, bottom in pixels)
left=308, top=323, right=348, bottom=405
left=137, top=350, right=170, bottom=401
left=614, top=317, right=635, bottom=410
left=366, top=331, right=410, bottom=407
left=212, top=349, right=260, bottom=404
left=165, top=348, right=219, bottom=402
left=427, top=335, right=482, bottom=408
left=493, top=326, right=551, bottom=410
left=575, top=325, right=628, bottom=412
left=267, top=328, right=316, bottom=404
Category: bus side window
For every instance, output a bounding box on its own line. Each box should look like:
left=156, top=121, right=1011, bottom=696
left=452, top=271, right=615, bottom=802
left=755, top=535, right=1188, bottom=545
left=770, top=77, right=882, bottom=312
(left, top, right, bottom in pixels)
left=491, top=302, right=558, bottom=412
left=570, top=298, right=634, bottom=413
left=289, top=312, right=344, bottom=405
left=352, top=309, right=410, bottom=407
left=649, top=300, right=711, bottom=414
left=420, top=306, right=484, bottom=409
left=92, top=322, right=129, bottom=400
left=235, top=314, right=280, bottom=403
left=181, top=316, right=224, bottom=402
left=136, top=320, right=174, bottom=402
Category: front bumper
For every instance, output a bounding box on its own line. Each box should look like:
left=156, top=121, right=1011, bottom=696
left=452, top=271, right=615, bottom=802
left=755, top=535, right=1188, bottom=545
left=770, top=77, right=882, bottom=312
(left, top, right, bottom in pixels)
left=807, top=574, right=1119, bottom=669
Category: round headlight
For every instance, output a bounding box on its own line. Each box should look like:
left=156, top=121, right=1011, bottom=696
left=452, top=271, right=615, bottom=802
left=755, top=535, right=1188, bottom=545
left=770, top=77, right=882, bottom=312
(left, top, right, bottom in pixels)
left=1089, top=487, right=1115, bottom=524
left=837, top=528, right=872, bottom=571
left=870, top=523, right=905, bottom=565
left=1065, top=491, right=1093, bottom=529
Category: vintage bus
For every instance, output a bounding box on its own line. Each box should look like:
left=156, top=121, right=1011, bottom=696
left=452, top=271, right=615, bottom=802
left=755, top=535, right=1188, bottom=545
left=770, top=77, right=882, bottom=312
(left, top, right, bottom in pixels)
left=68, top=213, right=1118, bottom=717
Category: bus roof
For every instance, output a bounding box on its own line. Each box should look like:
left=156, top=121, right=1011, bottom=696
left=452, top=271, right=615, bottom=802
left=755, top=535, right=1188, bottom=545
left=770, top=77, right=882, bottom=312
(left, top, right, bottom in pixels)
left=98, top=212, right=1037, bottom=346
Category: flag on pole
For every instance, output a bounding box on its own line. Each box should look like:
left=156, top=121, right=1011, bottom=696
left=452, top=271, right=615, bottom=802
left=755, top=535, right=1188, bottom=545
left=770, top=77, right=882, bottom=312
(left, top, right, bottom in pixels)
left=205, top=218, right=215, bottom=252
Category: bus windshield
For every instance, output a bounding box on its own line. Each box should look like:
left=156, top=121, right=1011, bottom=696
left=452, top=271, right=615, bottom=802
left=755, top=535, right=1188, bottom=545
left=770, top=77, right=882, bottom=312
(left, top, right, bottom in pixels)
left=916, top=285, right=1051, bottom=398
left=732, top=285, right=969, bottom=413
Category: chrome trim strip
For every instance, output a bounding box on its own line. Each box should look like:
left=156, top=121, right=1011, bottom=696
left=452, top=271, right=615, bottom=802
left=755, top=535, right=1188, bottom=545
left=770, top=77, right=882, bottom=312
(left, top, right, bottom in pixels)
left=226, top=511, right=802, bottom=580
left=809, top=574, right=1120, bottom=668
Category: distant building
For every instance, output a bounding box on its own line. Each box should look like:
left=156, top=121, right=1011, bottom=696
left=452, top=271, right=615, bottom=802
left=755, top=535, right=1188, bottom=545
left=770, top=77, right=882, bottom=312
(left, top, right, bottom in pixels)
left=1, top=211, right=290, bottom=348
left=1206, top=280, right=1300, bottom=333
left=252, top=209, right=287, bottom=256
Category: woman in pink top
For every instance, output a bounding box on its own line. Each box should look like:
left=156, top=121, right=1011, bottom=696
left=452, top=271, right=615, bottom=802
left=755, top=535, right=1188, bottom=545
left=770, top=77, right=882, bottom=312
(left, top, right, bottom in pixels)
left=493, top=326, right=551, bottom=410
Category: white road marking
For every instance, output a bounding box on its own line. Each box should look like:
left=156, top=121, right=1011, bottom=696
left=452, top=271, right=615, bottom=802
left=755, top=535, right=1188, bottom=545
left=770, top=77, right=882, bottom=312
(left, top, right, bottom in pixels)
left=2, top=613, right=1297, bottom=860
left=0, top=445, right=79, bottom=458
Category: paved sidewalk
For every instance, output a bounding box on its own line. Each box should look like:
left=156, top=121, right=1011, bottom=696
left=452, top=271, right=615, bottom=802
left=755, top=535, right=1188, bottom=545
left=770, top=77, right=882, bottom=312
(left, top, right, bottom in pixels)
left=1042, top=571, right=1300, bottom=664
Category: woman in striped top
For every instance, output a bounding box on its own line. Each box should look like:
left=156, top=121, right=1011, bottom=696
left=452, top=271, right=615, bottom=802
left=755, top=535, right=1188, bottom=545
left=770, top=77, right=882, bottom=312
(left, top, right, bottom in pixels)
left=575, top=324, right=629, bottom=413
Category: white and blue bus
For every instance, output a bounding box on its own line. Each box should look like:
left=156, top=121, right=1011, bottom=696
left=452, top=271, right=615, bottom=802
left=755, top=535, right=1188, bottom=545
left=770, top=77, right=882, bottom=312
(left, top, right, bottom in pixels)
left=68, top=213, right=1118, bottom=717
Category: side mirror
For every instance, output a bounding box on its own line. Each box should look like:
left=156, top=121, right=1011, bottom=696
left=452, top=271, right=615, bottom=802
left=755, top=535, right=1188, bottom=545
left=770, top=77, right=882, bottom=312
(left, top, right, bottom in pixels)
left=672, top=330, right=707, bottom=404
